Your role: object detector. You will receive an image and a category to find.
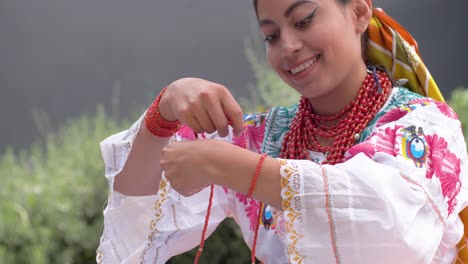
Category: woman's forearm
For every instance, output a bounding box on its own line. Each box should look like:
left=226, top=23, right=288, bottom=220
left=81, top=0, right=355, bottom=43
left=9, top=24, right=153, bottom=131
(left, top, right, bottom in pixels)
left=214, top=146, right=282, bottom=209
left=113, top=124, right=170, bottom=196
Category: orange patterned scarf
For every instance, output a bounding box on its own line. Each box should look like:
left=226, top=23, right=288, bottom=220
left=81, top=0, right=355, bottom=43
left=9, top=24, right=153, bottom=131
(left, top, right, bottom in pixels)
left=368, top=8, right=444, bottom=102
left=369, top=8, right=468, bottom=263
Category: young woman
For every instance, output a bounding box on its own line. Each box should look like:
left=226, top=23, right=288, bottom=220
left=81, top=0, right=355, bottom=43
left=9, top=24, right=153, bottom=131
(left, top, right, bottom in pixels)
left=96, top=0, right=468, bottom=263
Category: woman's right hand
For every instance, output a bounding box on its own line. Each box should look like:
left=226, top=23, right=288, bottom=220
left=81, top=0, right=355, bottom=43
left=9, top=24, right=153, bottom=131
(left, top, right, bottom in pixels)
left=157, top=78, right=245, bottom=137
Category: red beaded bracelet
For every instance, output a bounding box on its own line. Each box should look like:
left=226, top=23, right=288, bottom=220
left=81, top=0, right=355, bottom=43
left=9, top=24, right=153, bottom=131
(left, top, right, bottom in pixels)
left=144, top=87, right=181, bottom=137
left=247, top=153, right=268, bottom=197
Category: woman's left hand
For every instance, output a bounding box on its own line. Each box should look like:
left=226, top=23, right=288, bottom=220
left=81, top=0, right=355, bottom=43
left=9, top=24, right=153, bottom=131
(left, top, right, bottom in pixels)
left=161, top=138, right=282, bottom=208
left=160, top=139, right=230, bottom=196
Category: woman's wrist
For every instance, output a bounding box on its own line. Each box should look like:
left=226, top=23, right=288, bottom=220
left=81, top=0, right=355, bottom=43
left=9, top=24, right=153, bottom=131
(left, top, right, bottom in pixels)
left=209, top=142, right=282, bottom=208
left=145, top=87, right=181, bottom=138
left=210, top=144, right=262, bottom=192
left=157, top=86, right=178, bottom=121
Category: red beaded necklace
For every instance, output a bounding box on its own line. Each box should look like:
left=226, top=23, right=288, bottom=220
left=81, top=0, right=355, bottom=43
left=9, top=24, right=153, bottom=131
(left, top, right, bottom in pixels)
left=194, top=67, right=391, bottom=264
left=279, top=67, right=392, bottom=164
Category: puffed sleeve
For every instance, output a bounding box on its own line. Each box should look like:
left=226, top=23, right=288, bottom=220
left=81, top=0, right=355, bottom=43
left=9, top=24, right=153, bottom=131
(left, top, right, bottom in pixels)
left=96, top=113, right=235, bottom=264
left=96, top=112, right=271, bottom=263
left=277, top=99, right=468, bottom=264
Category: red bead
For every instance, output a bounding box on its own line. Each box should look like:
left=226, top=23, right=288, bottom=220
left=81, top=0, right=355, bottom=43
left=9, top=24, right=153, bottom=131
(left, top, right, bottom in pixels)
left=279, top=68, right=391, bottom=164
left=145, top=87, right=181, bottom=138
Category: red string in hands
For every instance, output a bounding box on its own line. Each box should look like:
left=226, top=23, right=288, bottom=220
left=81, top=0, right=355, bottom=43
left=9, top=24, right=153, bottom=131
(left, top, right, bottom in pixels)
left=193, top=136, right=268, bottom=263
left=249, top=153, right=268, bottom=264
left=248, top=153, right=268, bottom=197
left=251, top=204, right=263, bottom=264
left=194, top=184, right=215, bottom=264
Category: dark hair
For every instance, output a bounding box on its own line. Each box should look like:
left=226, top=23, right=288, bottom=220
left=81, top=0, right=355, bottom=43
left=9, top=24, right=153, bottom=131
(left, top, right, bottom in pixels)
left=252, top=0, right=369, bottom=61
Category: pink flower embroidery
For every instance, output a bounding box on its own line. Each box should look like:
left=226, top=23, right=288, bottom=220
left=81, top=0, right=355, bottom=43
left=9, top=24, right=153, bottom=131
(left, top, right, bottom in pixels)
left=245, top=198, right=261, bottom=231
left=177, top=125, right=197, bottom=140
left=235, top=192, right=249, bottom=205
left=439, top=151, right=462, bottom=215
left=425, top=134, right=461, bottom=215
left=232, top=132, right=247, bottom=148
left=345, top=126, right=402, bottom=160
left=425, top=134, right=448, bottom=179
left=234, top=192, right=263, bottom=231
left=409, top=98, right=433, bottom=105
left=376, top=126, right=400, bottom=156
left=375, top=108, right=408, bottom=127
left=245, top=124, right=265, bottom=152
left=345, top=142, right=376, bottom=159
left=232, top=123, right=265, bottom=152
left=435, top=101, right=459, bottom=120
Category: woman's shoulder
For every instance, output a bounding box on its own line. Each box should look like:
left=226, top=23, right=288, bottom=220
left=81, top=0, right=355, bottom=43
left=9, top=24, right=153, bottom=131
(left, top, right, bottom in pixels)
left=374, top=87, right=460, bottom=129
left=358, top=87, right=457, bottom=142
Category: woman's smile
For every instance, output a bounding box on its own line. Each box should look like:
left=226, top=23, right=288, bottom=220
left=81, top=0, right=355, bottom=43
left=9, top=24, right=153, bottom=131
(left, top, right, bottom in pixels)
left=286, top=53, right=321, bottom=82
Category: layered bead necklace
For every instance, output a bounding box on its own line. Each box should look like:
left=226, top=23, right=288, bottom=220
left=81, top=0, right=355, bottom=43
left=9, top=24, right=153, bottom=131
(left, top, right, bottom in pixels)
left=279, top=66, right=392, bottom=164
left=194, top=66, right=392, bottom=264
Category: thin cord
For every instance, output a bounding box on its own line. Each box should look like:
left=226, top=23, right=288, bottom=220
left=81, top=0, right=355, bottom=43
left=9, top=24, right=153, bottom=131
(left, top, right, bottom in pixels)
left=251, top=203, right=263, bottom=264
left=194, top=184, right=215, bottom=264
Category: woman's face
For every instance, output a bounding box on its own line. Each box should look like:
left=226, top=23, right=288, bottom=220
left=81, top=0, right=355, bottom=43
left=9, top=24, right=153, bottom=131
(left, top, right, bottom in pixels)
left=256, top=0, right=369, bottom=99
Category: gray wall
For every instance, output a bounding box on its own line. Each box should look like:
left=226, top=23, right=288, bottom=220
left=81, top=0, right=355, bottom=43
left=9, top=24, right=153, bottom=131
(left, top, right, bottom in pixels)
left=1, top=0, right=467, bottom=152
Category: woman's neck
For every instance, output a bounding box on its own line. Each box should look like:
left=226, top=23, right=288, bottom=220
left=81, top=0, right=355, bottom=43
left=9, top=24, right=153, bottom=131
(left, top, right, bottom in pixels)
left=308, top=61, right=368, bottom=116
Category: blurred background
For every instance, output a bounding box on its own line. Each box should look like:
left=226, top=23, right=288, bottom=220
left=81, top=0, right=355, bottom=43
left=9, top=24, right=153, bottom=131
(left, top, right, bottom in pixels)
left=1, top=0, right=467, bottom=263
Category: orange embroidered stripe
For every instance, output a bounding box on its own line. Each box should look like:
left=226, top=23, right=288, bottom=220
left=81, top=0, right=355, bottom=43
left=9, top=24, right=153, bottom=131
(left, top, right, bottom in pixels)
left=320, top=165, right=342, bottom=264
left=400, top=173, right=447, bottom=229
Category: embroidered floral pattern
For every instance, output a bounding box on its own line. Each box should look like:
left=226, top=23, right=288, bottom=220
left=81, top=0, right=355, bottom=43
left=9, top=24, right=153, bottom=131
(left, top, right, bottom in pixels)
left=358, top=87, right=422, bottom=143
left=435, top=101, right=459, bottom=120
left=96, top=235, right=106, bottom=264
left=260, top=87, right=464, bottom=262
left=403, top=98, right=458, bottom=120
left=140, top=178, right=173, bottom=263
left=278, top=159, right=305, bottom=264
left=426, top=134, right=462, bottom=215
left=345, top=125, right=404, bottom=160
left=375, top=108, right=408, bottom=128
left=176, top=124, right=197, bottom=140
left=245, top=198, right=262, bottom=232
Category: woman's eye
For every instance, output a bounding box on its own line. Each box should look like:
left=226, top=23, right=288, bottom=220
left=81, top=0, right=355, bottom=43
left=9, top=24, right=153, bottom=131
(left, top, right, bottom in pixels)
left=264, top=33, right=279, bottom=42
left=295, top=7, right=318, bottom=28
left=295, top=17, right=312, bottom=27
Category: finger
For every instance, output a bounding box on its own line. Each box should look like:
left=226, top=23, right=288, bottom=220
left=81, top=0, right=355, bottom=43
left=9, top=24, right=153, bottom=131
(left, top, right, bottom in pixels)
left=221, top=93, right=244, bottom=136
left=207, top=102, right=229, bottom=137
left=195, top=108, right=217, bottom=134
left=179, top=111, right=205, bottom=134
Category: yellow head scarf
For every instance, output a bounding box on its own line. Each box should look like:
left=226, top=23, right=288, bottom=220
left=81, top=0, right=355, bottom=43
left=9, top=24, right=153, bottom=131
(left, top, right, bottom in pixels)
left=369, top=8, right=468, bottom=263
left=368, top=8, right=444, bottom=102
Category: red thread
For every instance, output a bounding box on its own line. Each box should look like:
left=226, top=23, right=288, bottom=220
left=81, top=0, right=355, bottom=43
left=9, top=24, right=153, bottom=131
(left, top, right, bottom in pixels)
left=248, top=153, right=268, bottom=197
left=251, top=203, right=263, bottom=264
left=194, top=184, right=215, bottom=264
left=195, top=126, right=266, bottom=263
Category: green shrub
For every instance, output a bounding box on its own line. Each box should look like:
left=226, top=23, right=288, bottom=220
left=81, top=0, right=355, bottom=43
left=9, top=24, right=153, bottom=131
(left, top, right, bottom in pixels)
left=0, top=106, right=122, bottom=263
left=0, top=106, right=250, bottom=263
left=449, top=87, right=468, bottom=144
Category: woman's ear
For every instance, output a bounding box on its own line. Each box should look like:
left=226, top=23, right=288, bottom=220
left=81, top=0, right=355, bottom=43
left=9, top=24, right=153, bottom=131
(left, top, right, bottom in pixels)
left=353, top=0, right=372, bottom=34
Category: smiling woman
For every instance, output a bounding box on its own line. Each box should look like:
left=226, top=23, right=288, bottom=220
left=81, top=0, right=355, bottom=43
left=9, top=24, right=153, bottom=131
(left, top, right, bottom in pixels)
left=96, top=0, right=468, bottom=263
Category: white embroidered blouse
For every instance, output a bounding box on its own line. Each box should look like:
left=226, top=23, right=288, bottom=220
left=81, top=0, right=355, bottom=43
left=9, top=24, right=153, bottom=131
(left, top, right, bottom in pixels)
left=96, top=88, right=468, bottom=264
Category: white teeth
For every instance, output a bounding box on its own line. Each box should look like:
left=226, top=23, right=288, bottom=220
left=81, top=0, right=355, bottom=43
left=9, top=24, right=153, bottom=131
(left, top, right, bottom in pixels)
left=289, top=55, right=320, bottom=75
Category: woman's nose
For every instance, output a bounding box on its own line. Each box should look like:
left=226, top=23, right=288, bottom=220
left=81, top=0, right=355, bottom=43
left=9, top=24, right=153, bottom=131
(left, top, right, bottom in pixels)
left=280, top=30, right=303, bottom=57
